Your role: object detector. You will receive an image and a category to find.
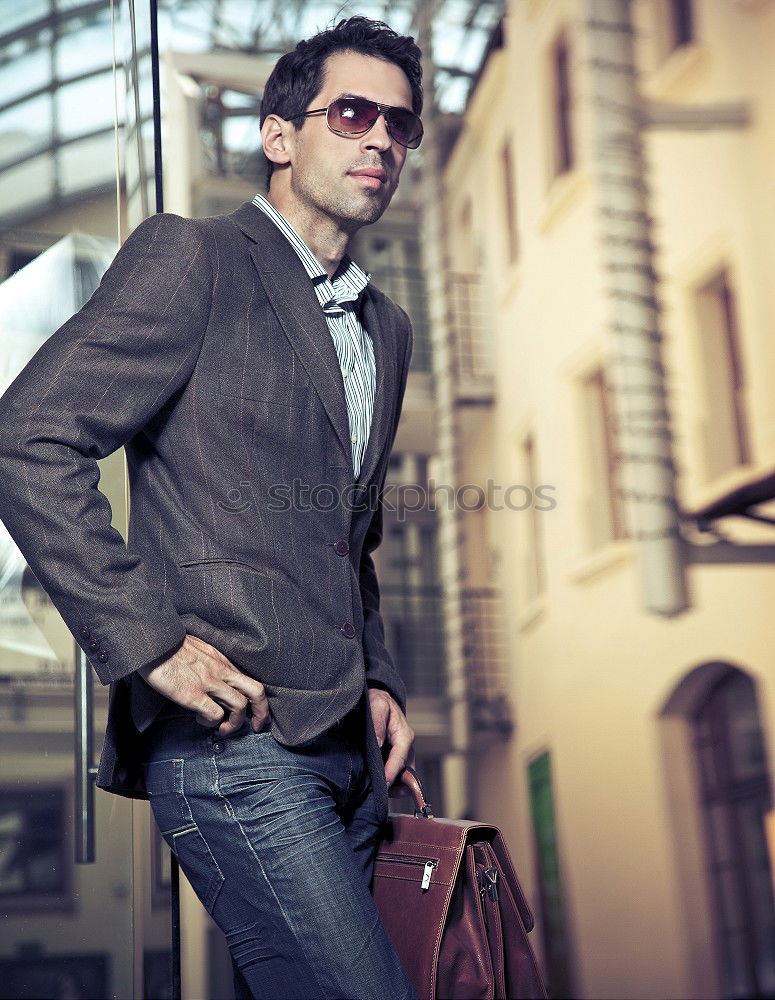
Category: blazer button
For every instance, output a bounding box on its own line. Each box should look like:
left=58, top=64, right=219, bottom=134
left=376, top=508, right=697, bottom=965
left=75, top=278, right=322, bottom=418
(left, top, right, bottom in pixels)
left=80, top=626, right=91, bottom=639
left=333, top=538, right=349, bottom=556
left=88, top=639, right=101, bottom=652
left=97, top=651, right=109, bottom=663
left=340, top=622, right=355, bottom=638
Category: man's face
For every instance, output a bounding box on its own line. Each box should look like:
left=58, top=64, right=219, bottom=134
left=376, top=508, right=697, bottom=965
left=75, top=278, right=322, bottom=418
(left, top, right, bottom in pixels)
left=284, top=50, right=414, bottom=229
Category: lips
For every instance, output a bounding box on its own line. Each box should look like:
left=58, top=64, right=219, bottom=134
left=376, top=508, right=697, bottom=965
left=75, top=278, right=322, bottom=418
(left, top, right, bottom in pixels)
left=350, top=168, right=387, bottom=181
left=349, top=168, right=387, bottom=189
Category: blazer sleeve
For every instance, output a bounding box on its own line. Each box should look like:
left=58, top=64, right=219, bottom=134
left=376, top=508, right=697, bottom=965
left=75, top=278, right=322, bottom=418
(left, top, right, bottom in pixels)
left=360, top=310, right=414, bottom=713
left=0, top=212, right=214, bottom=685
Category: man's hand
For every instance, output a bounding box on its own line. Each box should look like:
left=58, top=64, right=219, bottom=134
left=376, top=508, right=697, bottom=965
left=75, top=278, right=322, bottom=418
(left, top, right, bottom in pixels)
left=368, top=687, right=415, bottom=788
left=137, top=634, right=270, bottom=737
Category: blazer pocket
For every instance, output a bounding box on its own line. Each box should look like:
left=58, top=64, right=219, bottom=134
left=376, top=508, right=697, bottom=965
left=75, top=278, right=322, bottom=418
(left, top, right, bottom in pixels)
left=218, top=370, right=311, bottom=408
left=176, top=559, right=277, bottom=651
left=217, top=371, right=333, bottom=475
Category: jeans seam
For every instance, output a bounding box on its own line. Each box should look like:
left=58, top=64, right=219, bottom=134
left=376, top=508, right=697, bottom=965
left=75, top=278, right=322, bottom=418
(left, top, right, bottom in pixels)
left=345, top=747, right=355, bottom=800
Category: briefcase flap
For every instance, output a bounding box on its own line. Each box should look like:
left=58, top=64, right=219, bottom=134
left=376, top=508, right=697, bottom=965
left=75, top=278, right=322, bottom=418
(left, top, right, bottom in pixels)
left=373, top=812, right=538, bottom=999
left=378, top=813, right=535, bottom=932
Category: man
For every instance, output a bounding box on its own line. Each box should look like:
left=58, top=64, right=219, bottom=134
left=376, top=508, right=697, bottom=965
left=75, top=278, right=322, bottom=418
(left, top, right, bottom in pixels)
left=0, top=15, right=424, bottom=1000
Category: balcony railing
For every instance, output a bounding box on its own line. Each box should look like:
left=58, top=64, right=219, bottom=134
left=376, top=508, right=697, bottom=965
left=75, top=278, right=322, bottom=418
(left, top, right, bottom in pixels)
left=447, top=272, right=495, bottom=403
left=381, top=584, right=513, bottom=737
left=461, top=586, right=513, bottom=736
left=365, top=265, right=432, bottom=373
left=380, top=584, right=447, bottom=698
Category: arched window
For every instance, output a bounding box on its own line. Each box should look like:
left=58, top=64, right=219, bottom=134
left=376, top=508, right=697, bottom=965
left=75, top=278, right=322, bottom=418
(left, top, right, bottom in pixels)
left=692, top=670, right=775, bottom=998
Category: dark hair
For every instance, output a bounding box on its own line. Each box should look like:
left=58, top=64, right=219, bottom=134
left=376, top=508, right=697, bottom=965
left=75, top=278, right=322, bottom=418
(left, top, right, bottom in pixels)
left=260, top=15, right=423, bottom=189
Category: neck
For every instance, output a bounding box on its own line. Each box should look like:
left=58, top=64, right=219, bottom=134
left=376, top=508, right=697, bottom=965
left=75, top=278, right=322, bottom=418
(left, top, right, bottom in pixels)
left=264, top=187, right=351, bottom=279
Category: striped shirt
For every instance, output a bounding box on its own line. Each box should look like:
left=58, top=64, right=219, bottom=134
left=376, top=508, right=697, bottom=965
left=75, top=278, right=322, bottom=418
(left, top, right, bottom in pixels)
left=251, top=192, right=376, bottom=480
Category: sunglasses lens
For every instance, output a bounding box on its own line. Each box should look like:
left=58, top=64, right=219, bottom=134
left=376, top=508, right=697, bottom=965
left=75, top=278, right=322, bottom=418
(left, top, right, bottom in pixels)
left=386, top=109, right=423, bottom=148
left=329, top=97, right=378, bottom=133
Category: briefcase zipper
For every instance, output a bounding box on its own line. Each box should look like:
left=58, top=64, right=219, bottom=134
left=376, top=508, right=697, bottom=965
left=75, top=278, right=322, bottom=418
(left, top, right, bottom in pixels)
left=479, top=864, right=499, bottom=902
left=377, top=853, right=439, bottom=891
left=474, top=848, right=508, bottom=999
left=474, top=843, right=500, bottom=935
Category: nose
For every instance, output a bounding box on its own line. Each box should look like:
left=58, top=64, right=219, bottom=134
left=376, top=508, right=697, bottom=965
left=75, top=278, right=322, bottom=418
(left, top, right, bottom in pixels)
left=361, top=111, right=393, bottom=153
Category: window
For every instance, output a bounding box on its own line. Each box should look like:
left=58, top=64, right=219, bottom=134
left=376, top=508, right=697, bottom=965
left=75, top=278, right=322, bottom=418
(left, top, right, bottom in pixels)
left=0, top=786, right=70, bottom=908
left=580, top=367, right=628, bottom=549
left=456, top=195, right=481, bottom=273
left=519, top=431, right=546, bottom=600
left=658, top=0, right=694, bottom=57
left=668, top=0, right=694, bottom=47
left=527, top=752, right=575, bottom=998
left=693, top=671, right=775, bottom=998
left=695, top=268, right=751, bottom=482
left=501, top=138, right=519, bottom=263
left=550, top=31, right=574, bottom=179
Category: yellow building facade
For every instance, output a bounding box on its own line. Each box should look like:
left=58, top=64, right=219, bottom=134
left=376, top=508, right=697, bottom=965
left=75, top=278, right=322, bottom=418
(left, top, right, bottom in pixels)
left=440, top=1, right=775, bottom=997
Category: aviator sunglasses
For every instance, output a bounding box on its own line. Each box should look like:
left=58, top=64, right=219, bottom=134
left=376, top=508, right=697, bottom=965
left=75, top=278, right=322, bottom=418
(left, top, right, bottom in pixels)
left=287, top=96, right=424, bottom=149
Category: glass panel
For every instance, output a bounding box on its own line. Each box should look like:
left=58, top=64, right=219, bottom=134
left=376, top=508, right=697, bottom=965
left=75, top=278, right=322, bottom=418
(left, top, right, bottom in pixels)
left=0, top=155, right=53, bottom=220
left=737, top=800, right=775, bottom=992
left=723, top=675, right=767, bottom=783
left=0, top=2, right=164, bottom=996
left=1, top=2, right=50, bottom=36
left=721, top=929, right=754, bottom=999
left=58, top=132, right=118, bottom=194
left=56, top=0, right=100, bottom=9
left=55, top=17, right=114, bottom=80
left=0, top=43, right=51, bottom=108
left=717, top=864, right=745, bottom=930
left=0, top=95, right=53, bottom=165
left=0, top=219, right=137, bottom=998
left=707, top=802, right=735, bottom=865
left=55, top=73, right=114, bottom=140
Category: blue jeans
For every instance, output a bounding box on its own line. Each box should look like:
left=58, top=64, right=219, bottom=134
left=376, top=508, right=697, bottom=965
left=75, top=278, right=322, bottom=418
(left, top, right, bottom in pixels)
left=139, top=694, right=420, bottom=1000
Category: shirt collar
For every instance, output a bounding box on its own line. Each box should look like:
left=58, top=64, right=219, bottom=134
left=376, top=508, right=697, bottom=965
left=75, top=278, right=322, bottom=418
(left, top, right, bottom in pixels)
left=252, top=192, right=370, bottom=315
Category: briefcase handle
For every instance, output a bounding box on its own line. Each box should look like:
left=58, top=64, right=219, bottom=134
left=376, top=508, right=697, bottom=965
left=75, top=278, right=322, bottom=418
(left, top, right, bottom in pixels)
left=396, top=765, right=435, bottom=818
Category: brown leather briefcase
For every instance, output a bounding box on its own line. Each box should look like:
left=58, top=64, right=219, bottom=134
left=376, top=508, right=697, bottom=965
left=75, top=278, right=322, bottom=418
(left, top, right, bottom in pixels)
left=372, top=767, right=549, bottom=1000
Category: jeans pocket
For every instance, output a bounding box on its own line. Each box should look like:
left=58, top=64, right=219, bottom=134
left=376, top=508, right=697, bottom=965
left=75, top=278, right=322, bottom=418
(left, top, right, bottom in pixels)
left=220, top=720, right=274, bottom=742
left=144, top=758, right=225, bottom=915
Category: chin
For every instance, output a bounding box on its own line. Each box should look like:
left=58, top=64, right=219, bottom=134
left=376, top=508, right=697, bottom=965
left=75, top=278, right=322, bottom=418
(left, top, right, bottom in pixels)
left=357, top=204, right=386, bottom=224
left=353, top=193, right=391, bottom=222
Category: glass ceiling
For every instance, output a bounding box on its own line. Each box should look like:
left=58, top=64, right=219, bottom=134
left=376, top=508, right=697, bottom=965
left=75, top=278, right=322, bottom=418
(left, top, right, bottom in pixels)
left=156, top=0, right=504, bottom=112
left=0, top=0, right=504, bottom=225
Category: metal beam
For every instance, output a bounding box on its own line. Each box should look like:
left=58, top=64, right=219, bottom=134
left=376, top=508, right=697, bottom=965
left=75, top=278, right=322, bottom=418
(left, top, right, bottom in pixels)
left=683, top=541, right=775, bottom=565
left=643, top=100, right=752, bottom=130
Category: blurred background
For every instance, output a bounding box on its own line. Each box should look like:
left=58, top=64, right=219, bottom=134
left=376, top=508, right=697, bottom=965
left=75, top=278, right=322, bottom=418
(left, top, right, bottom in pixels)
left=1, top=0, right=774, bottom=997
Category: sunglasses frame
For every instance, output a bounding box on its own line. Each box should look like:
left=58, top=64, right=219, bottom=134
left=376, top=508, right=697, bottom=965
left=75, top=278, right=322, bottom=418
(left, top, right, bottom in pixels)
left=287, top=96, right=423, bottom=149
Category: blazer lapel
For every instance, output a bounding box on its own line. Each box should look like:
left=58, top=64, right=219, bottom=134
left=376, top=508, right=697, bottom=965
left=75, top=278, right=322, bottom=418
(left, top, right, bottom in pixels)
left=357, top=284, right=396, bottom=487
left=229, top=200, right=397, bottom=487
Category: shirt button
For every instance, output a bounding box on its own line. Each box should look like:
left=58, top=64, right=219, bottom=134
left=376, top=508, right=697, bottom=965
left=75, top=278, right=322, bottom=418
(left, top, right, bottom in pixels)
left=351, top=434, right=357, bottom=443
left=340, top=622, right=355, bottom=638
left=342, top=369, right=349, bottom=378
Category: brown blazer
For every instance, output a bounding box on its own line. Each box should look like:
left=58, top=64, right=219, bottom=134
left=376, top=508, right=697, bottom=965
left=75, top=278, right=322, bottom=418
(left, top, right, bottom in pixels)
left=0, top=200, right=413, bottom=824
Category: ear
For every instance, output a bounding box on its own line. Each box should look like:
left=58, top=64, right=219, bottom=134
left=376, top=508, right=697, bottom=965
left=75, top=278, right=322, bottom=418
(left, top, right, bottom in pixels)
left=261, top=114, right=293, bottom=169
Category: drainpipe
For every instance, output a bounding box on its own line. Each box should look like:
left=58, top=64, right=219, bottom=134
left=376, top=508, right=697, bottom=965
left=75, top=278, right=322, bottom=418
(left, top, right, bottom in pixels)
left=415, top=2, right=473, bottom=817
left=584, top=0, right=689, bottom=615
